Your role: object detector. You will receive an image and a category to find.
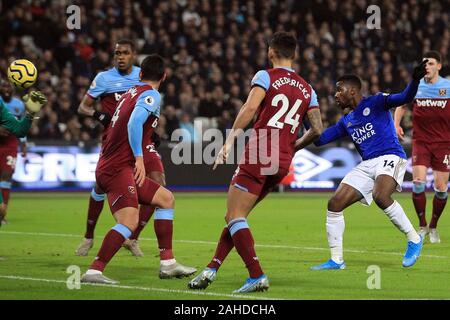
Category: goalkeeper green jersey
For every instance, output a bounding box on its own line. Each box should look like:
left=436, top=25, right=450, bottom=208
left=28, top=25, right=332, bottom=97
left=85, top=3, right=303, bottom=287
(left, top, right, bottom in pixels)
left=0, top=99, right=31, bottom=138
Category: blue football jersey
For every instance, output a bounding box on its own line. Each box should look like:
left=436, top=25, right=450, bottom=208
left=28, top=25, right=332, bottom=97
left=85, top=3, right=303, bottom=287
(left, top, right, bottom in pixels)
left=316, top=93, right=407, bottom=160
left=87, top=66, right=141, bottom=116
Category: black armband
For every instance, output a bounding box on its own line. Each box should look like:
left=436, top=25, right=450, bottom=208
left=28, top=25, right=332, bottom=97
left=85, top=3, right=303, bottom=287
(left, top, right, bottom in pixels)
left=93, top=111, right=112, bottom=127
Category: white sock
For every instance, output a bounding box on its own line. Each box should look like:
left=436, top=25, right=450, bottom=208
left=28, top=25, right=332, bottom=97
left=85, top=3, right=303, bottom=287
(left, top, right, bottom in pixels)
left=327, top=210, right=345, bottom=263
left=86, top=269, right=102, bottom=275
left=384, top=201, right=420, bottom=243
left=160, top=258, right=176, bottom=266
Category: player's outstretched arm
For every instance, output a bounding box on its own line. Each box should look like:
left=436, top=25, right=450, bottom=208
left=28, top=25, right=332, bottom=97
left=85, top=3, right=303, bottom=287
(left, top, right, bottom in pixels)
left=386, top=60, right=427, bottom=109
left=312, top=120, right=347, bottom=148
left=294, top=108, right=323, bottom=151
left=393, top=105, right=408, bottom=141
left=213, top=86, right=265, bottom=168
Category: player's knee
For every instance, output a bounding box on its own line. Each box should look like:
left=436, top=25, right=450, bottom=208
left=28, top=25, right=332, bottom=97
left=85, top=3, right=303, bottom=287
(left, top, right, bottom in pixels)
left=225, top=212, right=235, bottom=224
left=127, top=215, right=139, bottom=231
left=327, top=197, right=344, bottom=212
left=159, top=190, right=175, bottom=209
left=412, top=181, right=426, bottom=194
left=127, top=220, right=138, bottom=232
left=372, top=192, right=392, bottom=210
left=224, top=212, right=245, bottom=225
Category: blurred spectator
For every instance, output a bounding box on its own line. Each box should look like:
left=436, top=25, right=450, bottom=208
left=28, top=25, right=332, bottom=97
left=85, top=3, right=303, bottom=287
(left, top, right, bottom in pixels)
left=179, top=113, right=200, bottom=142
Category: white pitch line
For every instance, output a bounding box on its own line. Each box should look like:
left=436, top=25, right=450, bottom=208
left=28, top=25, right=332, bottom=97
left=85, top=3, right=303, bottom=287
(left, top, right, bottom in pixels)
left=0, top=275, right=281, bottom=300
left=1, top=230, right=448, bottom=259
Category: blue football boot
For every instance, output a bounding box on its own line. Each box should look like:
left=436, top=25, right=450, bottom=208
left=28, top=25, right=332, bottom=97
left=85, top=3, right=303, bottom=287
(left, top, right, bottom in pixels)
left=311, top=259, right=346, bottom=270
left=233, top=274, right=269, bottom=293
left=402, top=235, right=424, bottom=267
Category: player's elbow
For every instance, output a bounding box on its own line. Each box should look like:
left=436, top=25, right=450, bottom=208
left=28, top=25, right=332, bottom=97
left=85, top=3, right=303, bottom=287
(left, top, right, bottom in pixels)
left=243, top=102, right=259, bottom=114
left=311, top=124, right=323, bottom=139
left=127, top=121, right=134, bottom=138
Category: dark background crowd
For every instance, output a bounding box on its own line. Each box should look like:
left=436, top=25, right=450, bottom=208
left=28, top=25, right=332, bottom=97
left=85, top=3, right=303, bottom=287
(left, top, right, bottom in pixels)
left=1, top=0, right=449, bottom=144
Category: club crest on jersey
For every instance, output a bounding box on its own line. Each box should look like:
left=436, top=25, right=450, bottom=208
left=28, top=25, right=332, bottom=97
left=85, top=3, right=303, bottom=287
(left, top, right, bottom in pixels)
left=363, top=107, right=371, bottom=116
left=145, top=96, right=154, bottom=105
left=347, top=122, right=352, bottom=127
left=439, top=89, right=447, bottom=96
left=128, top=186, right=135, bottom=194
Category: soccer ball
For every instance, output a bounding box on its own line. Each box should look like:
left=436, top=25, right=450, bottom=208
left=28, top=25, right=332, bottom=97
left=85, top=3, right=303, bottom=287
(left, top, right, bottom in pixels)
left=7, top=59, right=38, bottom=89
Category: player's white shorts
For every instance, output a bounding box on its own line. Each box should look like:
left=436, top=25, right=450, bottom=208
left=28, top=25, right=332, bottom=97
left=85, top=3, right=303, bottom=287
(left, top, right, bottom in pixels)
left=341, top=154, right=408, bottom=206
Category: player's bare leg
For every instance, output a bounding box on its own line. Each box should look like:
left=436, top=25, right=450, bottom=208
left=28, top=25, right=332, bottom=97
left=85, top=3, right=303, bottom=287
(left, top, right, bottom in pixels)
left=124, top=171, right=166, bottom=256
left=189, top=184, right=264, bottom=291
left=311, top=183, right=362, bottom=270
left=75, top=183, right=106, bottom=256
left=81, top=207, right=138, bottom=284
left=412, top=165, right=428, bottom=237
left=226, top=185, right=270, bottom=293
left=146, top=183, right=196, bottom=279
left=428, top=170, right=449, bottom=243
left=373, top=174, right=423, bottom=267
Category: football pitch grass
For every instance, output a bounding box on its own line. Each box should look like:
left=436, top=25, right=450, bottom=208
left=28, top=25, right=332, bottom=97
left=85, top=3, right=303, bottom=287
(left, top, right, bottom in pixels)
left=0, top=192, right=449, bottom=300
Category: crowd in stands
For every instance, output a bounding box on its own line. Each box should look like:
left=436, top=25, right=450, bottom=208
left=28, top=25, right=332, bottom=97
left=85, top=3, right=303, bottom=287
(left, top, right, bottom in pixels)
left=1, top=0, right=449, bottom=144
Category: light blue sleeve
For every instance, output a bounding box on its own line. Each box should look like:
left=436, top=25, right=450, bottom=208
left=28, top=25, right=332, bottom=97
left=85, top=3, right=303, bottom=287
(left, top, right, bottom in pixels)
left=309, top=87, right=319, bottom=108
left=251, top=70, right=270, bottom=91
left=87, top=73, right=107, bottom=99
left=128, top=106, right=150, bottom=157
left=135, top=90, right=161, bottom=115
left=128, top=90, right=161, bottom=157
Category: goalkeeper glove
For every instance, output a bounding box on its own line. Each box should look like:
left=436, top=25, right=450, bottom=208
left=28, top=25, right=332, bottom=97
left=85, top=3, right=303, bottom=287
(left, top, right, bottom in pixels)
left=22, top=91, right=47, bottom=117
left=93, top=111, right=112, bottom=127
left=412, top=59, right=428, bottom=81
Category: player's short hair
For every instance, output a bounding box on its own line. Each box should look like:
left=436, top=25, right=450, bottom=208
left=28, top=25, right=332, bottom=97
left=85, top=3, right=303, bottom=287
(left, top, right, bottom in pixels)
left=423, top=51, right=441, bottom=63
left=337, top=74, right=362, bottom=90
left=116, top=39, right=136, bottom=52
left=268, top=31, right=297, bottom=59
left=140, top=54, right=165, bottom=81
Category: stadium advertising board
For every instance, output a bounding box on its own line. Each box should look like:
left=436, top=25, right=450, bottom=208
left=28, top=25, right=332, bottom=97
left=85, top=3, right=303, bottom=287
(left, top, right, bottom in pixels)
left=12, top=145, right=443, bottom=191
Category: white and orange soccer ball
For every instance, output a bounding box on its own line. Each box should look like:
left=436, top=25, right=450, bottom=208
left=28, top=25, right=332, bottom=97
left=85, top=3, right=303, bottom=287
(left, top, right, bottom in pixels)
left=7, top=59, right=38, bottom=89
